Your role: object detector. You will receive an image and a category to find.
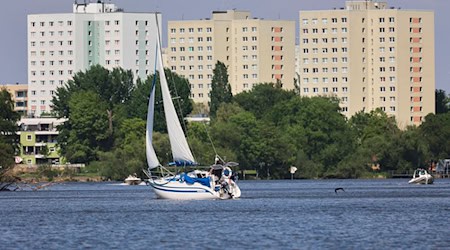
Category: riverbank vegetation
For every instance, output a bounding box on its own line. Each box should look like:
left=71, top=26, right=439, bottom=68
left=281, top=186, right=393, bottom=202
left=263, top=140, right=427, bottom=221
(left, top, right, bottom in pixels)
left=2, top=64, right=449, bottom=184
left=0, top=88, right=20, bottom=190
left=49, top=65, right=450, bottom=180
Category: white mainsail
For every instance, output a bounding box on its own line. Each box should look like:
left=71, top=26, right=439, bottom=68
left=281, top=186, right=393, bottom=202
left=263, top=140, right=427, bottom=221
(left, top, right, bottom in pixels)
left=155, top=32, right=196, bottom=165
left=146, top=76, right=160, bottom=169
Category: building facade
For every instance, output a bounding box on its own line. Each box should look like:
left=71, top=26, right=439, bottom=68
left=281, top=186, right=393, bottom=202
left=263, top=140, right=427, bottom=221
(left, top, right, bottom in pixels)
left=167, top=10, right=296, bottom=104
left=298, top=0, right=435, bottom=127
left=27, top=1, right=161, bottom=116
left=1, top=83, right=28, bottom=116
left=17, top=118, right=65, bottom=165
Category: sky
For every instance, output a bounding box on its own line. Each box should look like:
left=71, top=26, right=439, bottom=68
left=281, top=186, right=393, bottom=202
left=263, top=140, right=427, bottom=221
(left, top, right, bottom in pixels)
left=0, top=0, right=448, bottom=92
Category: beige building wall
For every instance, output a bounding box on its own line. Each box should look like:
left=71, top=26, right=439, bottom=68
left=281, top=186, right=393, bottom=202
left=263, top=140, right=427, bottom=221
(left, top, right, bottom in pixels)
left=167, top=10, right=295, bottom=104
left=2, top=83, right=28, bottom=116
left=298, top=1, right=435, bottom=127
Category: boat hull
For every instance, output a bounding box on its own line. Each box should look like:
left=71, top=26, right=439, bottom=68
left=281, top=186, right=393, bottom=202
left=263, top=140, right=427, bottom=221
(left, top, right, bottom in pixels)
left=147, top=177, right=241, bottom=200
left=148, top=179, right=220, bottom=200
left=408, top=176, right=433, bottom=184
left=124, top=180, right=141, bottom=185
left=124, top=175, right=142, bottom=185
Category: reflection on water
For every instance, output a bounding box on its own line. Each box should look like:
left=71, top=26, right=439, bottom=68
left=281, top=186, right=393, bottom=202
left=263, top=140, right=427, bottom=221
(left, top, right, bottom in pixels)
left=1, top=179, right=449, bottom=249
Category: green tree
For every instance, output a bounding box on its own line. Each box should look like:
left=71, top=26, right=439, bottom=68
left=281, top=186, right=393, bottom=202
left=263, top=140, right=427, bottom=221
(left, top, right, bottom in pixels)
left=94, top=118, right=147, bottom=180
left=63, top=91, right=109, bottom=163
left=53, top=65, right=134, bottom=134
left=420, top=112, right=450, bottom=159
left=52, top=65, right=134, bottom=163
left=209, top=61, right=232, bottom=118
left=126, top=69, right=193, bottom=133
left=395, top=126, right=429, bottom=170
left=348, top=109, right=401, bottom=172
left=269, top=96, right=354, bottom=177
left=0, top=88, right=20, bottom=186
left=435, top=89, right=449, bottom=114
left=234, top=83, right=296, bottom=119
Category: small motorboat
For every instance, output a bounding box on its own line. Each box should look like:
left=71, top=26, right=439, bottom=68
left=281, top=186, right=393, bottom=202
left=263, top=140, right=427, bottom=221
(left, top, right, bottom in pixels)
left=408, top=168, right=433, bottom=184
left=124, top=174, right=142, bottom=185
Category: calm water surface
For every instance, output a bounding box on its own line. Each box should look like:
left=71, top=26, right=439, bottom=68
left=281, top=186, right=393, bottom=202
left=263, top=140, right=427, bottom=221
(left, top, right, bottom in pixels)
left=1, top=179, right=450, bottom=249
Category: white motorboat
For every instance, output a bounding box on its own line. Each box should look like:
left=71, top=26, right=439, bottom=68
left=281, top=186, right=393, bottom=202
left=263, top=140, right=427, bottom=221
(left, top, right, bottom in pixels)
left=408, top=168, right=434, bottom=184
left=124, top=174, right=142, bottom=185
left=143, top=15, right=240, bottom=200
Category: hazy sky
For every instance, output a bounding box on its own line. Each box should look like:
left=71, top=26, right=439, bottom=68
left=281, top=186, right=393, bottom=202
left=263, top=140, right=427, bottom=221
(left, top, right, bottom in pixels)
left=0, top=0, right=448, bottom=91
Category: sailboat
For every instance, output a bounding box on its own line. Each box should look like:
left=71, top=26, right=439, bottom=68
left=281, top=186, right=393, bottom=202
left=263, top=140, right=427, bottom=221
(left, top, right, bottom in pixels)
left=143, top=19, right=241, bottom=200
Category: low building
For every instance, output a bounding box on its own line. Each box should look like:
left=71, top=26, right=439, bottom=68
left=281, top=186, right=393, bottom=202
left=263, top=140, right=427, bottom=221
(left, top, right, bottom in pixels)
left=1, top=83, right=28, bottom=116
left=16, top=117, right=65, bottom=165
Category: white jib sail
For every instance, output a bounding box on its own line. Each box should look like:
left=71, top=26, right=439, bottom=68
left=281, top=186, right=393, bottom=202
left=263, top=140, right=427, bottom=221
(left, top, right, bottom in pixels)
left=156, top=35, right=196, bottom=165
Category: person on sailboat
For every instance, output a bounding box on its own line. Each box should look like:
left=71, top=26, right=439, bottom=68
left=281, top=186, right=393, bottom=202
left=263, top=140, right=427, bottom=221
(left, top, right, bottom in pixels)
left=219, top=167, right=233, bottom=196
left=215, top=155, right=225, bottom=165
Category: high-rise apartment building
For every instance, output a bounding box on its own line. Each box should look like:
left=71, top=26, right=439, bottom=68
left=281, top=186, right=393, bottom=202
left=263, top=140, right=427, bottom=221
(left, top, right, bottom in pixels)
left=298, top=0, right=435, bottom=127
left=27, top=1, right=161, bottom=116
left=167, top=10, right=296, bottom=104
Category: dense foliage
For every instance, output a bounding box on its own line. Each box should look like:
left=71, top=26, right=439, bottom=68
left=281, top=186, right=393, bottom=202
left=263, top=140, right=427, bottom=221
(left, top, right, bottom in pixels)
left=209, top=61, right=232, bottom=118
left=53, top=65, right=450, bottom=180
left=435, top=89, right=450, bottom=114
left=0, top=88, right=20, bottom=182
left=52, top=66, right=192, bottom=179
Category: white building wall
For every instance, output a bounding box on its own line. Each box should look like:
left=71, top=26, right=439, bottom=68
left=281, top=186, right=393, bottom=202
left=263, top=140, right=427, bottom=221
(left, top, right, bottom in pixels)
left=27, top=3, right=161, bottom=116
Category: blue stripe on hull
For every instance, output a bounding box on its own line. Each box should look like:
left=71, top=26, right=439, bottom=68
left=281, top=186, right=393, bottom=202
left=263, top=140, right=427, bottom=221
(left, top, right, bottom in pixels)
left=152, top=185, right=209, bottom=193
left=148, top=181, right=215, bottom=195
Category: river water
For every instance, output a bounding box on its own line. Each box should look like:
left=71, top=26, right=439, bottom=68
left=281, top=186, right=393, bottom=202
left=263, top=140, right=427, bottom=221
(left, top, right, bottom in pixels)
left=1, top=179, right=449, bottom=249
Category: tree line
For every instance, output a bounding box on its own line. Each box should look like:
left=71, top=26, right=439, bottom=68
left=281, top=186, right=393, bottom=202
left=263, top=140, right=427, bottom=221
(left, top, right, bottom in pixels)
left=1, top=62, right=449, bottom=181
